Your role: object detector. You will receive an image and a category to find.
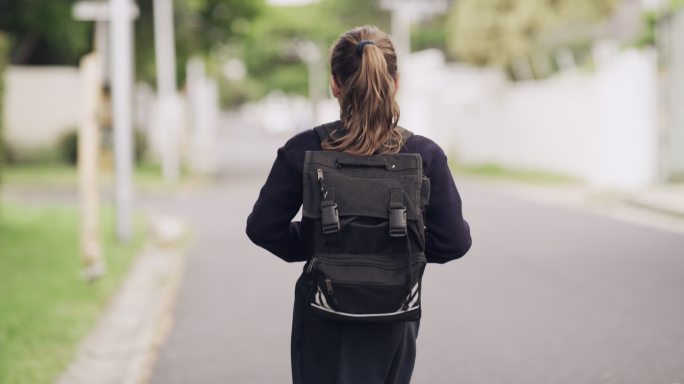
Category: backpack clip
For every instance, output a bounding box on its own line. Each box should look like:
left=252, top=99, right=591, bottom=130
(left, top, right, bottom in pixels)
left=389, top=207, right=407, bottom=237
left=321, top=201, right=340, bottom=234
left=389, top=189, right=407, bottom=237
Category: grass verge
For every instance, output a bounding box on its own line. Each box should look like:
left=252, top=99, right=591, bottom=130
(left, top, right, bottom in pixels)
left=2, top=162, right=181, bottom=190
left=0, top=202, right=145, bottom=384
left=453, top=162, right=576, bottom=184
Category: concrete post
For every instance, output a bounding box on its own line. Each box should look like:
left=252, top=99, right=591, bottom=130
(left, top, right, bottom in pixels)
left=110, top=0, right=135, bottom=242
left=187, top=57, right=218, bottom=175
left=153, top=0, right=181, bottom=183
left=78, top=53, right=105, bottom=281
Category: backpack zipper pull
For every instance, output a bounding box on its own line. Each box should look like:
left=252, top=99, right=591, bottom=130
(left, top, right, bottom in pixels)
left=317, top=169, right=328, bottom=199
left=325, top=278, right=334, bottom=295
left=324, top=278, right=339, bottom=306
left=307, top=258, right=317, bottom=273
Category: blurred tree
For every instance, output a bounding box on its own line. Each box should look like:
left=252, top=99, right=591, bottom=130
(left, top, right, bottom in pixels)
left=318, top=0, right=389, bottom=30
left=240, top=0, right=388, bottom=99
left=0, top=0, right=263, bottom=81
left=135, top=0, right=265, bottom=85
left=0, top=0, right=91, bottom=65
left=448, top=0, right=618, bottom=77
left=412, top=15, right=449, bottom=53
left=635, top=0, right=684, bottom=48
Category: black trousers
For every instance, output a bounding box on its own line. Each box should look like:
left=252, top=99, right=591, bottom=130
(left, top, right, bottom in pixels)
left=291, top=273, right=420, bottom=384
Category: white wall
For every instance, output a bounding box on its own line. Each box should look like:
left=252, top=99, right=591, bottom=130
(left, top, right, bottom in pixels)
left=594, top=49, right=658, bottom=188
left=447, top=75, right=600, bottom=181
left=400, top=49, right=659, bottom=190
left=4, top=66, right=81, bottom=148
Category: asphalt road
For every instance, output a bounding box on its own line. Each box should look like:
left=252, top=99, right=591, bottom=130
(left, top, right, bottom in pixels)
left=148, top=126, right=684, bottom=384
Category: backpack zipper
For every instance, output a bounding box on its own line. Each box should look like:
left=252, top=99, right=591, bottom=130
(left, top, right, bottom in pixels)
left=316, top=256, right=426, bottom=270
left=324, top=278, right=339, bottom=306
left=306, top=257, right=318, bottom=273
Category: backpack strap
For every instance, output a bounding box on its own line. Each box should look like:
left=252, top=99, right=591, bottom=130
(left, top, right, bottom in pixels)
left=313, top=121, right=339, bottom=143
left=395, top=126, right=414, bottom=146
left=314, top=121, right=414, bottom=149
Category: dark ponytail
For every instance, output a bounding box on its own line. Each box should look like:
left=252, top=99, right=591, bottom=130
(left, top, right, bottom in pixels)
left=325, top=25, right=402, bottom=155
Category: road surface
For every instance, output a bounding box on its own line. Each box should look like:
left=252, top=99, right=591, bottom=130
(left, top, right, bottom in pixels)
left=148, top=123, right=684, bottom=384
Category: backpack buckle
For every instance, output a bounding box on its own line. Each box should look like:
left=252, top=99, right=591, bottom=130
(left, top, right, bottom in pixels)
left=389, top=207, right=407, bottom=237
left=321, top=202, right=340, bottom=234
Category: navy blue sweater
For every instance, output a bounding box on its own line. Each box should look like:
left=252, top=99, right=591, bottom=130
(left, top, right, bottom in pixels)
left=246, top=124, right=472, bottom=263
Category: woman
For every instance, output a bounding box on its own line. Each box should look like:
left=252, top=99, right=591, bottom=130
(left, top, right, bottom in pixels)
left=246, top=25, right=471, bottom=384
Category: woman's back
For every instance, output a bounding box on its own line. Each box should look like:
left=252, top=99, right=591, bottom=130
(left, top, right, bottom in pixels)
left=246, top=25, right=471, bottom=384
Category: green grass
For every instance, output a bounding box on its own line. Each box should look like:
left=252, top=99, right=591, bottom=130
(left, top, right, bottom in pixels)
left=2, top=163, right=77, bottom=186
left=453, top=162, right=577, bottom=184
left=2, top=162, right=181, bottom=189
left=0, top=202, right=145, bottom=384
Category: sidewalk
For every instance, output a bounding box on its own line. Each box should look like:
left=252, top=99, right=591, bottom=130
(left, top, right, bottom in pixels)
left=458, top=175, right=684, bottom=234
left=56, top=216, right=188, bottom=384
left=624, top=184, right=684, bottom=217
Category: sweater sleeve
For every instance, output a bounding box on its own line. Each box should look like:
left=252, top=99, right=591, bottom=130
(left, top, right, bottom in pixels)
left=423, top=146, right=472, bottom=263
left=245, top=145, right=307, bottom=262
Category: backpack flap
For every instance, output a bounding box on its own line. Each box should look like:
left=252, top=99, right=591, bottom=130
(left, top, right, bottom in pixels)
left=302, top=151, right=425, bottom=223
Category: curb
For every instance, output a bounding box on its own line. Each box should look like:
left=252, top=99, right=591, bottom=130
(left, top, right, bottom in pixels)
left=624, top=193, right=684, bottom=219
left=458, top=175, right=684, bottom=235
left=56, top=216, right=188, bottom=384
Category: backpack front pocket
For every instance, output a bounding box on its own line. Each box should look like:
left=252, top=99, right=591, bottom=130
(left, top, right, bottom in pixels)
left=308, top=254, right=425, bottom=321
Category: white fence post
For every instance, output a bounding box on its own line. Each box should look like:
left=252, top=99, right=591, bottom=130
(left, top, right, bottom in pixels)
left=594, top=49, right=659, bottom=189
left=186, top=57, right=218, bottom=175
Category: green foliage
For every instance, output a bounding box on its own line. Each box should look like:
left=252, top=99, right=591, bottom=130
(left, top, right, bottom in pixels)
left=0, top=0, right=264, bottom=85
left=2, top=162, right=177, bottom=190
left=448, top=0, right=618, bottom=75
left=412, top=16, right=449, bottom=53
left=0, top=202, right=145, bottom=384
left=135, top=0, right=265, bottom=85
left=218, top=77, right=251, bottom=108
left=2, top=164, right=80, bottom=187
left=635, top=0, right=684, bottom=48
left=56, top=129, right=148, bottom=165
left=318, top=0, right=390, bottom=31
left=241, top=5, right=331, bottom=98
left=133, top=129, right=147, bottom=164
left=635, top=11, right=658, bottom=48
left=456, top=162, right=576, bottom=184
left=0, top=0, right=91, bottom=65
left=240, top=0, right=388, bottom=99
left=58, top=131, right=79, bottom=165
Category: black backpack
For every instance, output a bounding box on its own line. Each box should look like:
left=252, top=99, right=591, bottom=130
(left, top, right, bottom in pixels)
left=302, top=122, right=430, bottom=322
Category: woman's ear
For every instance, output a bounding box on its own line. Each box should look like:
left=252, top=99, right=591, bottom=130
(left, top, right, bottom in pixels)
left=330, top=76, right=341, bottom=98
left=393, top=75, right=400, bottom=96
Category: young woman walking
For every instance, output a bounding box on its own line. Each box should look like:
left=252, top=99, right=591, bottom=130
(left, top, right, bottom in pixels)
left=246, top=25, right=472, bottom=384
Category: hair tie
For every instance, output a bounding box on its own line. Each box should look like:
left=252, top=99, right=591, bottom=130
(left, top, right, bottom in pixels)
left=355, top=40, right=375, bottom=57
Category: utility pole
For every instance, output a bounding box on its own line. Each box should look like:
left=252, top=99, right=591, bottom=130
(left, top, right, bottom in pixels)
left=153, top=0, right=181, bottom=183
left=296, top=40, right=323, bottom=124
left=73, top=1, right=139, bottom=276
left=110, top=0, right=137, bottom=242
left=380, top=0, right=448, bottom=138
